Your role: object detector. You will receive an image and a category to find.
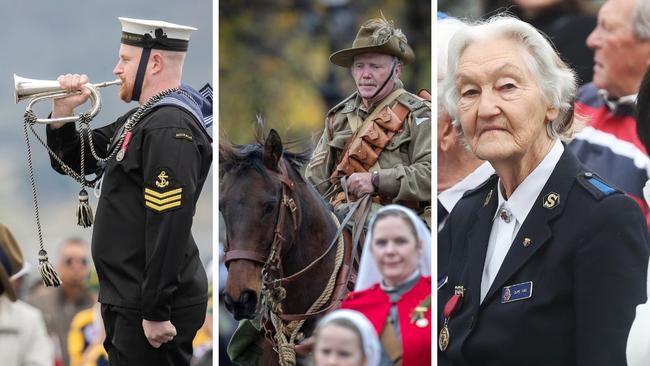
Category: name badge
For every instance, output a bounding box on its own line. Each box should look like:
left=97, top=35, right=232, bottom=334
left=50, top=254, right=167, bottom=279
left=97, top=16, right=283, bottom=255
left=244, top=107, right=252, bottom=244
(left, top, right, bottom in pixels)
left=501, top=281, right=533, bottom=303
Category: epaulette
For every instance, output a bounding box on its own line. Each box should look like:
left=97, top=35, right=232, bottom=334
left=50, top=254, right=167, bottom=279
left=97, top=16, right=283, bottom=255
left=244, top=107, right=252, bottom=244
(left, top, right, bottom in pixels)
left=327, top=92, right=358, bottom=116
left=461, top=174, right=498, bottom=199
left=396, top=92, right=429, bottom=112
left=576, top=172, right=622, bottom=200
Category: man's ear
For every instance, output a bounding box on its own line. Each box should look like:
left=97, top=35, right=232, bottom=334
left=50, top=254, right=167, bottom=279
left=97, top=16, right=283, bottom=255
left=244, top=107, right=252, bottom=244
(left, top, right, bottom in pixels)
left=393, top=62, right=402, bottom=80
left=438, top=114, right=458, bottom=152
left=149, top=52, right=164, bottom=75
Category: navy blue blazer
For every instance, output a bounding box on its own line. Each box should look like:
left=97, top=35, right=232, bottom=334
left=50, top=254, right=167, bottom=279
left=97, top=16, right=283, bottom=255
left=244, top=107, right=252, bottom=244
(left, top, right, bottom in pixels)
left=438, top=147, right=649, bottom=366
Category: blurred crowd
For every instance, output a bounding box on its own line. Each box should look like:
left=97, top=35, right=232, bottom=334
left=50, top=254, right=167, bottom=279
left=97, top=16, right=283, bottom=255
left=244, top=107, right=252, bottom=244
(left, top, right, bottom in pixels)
left=2, top=231, right=213, bottom=366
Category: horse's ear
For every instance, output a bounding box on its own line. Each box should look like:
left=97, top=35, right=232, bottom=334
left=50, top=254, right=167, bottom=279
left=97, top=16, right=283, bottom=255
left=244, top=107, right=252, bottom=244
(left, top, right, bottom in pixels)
left=219, top=144, right=234, bottom=178
left=263, top=129, right=283, bottom=171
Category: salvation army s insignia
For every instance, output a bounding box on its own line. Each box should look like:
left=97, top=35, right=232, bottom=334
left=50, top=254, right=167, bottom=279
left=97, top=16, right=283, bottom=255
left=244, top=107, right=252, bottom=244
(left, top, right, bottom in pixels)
left=542, top=192, right=560, bottom=209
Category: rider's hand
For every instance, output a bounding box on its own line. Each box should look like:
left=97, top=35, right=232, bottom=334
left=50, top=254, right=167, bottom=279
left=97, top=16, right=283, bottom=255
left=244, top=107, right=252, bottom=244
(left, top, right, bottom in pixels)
left=347, top=172, right=374, bottom=196
left=50, top=74, right=91, bottom=129
left=142, top=319, right=177, bottom=348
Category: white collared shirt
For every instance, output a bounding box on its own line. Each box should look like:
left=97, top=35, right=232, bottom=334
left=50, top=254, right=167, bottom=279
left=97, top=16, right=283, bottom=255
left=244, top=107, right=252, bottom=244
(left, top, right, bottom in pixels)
left=438, top=162, right=495, bottom=232
left=480, top=140, right=564, bottom=302
left=598, top=89, right=637, bottom=111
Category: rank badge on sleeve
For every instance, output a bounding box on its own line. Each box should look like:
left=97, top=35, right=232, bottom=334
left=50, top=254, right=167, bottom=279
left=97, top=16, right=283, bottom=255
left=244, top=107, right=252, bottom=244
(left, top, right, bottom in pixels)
left=144, top=168, right=183, bottom=213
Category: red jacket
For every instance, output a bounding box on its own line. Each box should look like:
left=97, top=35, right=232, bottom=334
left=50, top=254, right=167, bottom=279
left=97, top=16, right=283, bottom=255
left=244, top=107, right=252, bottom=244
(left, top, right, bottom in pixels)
left=341, top=276, right=431, bottom=366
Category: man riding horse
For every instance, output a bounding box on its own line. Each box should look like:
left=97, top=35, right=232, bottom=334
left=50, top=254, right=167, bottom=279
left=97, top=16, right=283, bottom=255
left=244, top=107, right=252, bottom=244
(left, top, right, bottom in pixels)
left=225, top=16, right=430, bottom=366
left=305, top=16, right=432, bottom=227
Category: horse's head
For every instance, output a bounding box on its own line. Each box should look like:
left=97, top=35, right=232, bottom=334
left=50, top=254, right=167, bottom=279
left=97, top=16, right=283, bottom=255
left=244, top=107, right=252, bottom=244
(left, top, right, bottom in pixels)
left=219, top=129, right=310, bottom=320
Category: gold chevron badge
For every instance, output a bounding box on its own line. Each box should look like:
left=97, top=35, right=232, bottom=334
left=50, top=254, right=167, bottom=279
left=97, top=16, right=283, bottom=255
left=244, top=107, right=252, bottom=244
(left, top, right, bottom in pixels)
left=144, top=187, right=182, bottom=212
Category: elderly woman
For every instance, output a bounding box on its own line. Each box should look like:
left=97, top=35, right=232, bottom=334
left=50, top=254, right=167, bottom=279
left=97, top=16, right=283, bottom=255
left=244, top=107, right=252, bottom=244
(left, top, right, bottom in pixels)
left=438, top=16, right=649, bottom=365
left=313, top=309, right=381, bottom=366
left=341, top=205, right=431, bottom=366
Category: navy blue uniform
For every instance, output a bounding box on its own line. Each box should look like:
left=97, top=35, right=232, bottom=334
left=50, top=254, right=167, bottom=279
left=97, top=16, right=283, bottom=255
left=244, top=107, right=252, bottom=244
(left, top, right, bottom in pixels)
left=438, top=147, right=649, bottom=366
left=47, top=104, right=211, bottom=365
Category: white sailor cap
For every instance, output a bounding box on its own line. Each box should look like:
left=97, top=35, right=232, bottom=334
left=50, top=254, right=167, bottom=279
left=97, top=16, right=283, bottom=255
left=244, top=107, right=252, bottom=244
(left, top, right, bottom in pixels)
left=118, top=17, right=197, bottom=52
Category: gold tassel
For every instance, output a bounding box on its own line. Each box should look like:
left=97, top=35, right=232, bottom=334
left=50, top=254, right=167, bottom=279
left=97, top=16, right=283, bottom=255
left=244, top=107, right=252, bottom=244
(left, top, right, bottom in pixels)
left=38, top=249, right=62, bottom=287
left=77, top=189, right=94, bottom=228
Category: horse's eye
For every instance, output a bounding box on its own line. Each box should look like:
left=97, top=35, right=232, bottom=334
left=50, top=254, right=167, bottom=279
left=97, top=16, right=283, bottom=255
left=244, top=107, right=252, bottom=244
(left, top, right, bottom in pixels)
left=263, top=202, right=276, bottom=215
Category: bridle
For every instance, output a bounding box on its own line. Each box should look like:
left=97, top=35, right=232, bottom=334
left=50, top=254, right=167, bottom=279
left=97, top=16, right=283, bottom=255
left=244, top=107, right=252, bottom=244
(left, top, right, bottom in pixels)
left=222, top=157, right=358, bottom=296
left=222, top=157, right=369, bottom=365
left=223, top=158, right=299, bottom=272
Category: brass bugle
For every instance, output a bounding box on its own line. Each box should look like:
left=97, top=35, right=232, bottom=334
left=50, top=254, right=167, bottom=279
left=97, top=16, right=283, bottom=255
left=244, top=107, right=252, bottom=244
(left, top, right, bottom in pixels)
left=14, top=74, right=122, bottom=124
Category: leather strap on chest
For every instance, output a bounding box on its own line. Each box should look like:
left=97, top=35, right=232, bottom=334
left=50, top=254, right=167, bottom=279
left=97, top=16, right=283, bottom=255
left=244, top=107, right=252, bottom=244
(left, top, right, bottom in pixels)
left=329, top=90, right=410, bottom=183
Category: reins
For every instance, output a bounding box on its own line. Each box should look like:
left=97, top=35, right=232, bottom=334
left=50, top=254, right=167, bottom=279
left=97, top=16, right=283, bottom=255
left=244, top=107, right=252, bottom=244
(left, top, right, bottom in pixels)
left=222, top=158, right=371, bottom=366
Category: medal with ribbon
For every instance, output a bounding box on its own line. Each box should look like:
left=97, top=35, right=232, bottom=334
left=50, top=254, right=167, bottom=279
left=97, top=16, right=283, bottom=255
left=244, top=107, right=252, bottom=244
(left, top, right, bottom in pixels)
left=116, top=131, right=133, bottom=161
left=410, top=295, right=431, bottom=328
left=439, top=285, right=465, bottom=352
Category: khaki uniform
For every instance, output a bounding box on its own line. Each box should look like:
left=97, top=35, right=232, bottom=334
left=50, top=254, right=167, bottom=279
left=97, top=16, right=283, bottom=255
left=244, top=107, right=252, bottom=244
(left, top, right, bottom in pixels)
left=305, top=83, right=431, bottom=210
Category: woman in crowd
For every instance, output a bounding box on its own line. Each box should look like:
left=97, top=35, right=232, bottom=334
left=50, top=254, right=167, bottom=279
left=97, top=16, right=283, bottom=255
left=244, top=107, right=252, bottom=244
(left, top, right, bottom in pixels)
left=341, top=205, right=431, bottom=366
left=438, top=15, right=649, bottom=365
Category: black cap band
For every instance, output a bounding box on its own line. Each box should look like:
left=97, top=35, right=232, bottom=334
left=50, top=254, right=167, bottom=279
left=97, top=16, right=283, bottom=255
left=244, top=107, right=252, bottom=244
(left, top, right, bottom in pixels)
left=121, top=31, right=189, bottom=52
left=131, top=47, right=151, bottom=102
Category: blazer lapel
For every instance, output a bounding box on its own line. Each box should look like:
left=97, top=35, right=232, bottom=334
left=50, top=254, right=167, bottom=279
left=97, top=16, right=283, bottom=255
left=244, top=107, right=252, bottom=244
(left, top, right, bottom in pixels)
left=482, top=148, right=581, bottom=304
left=464, top=177, right=499, bottom=311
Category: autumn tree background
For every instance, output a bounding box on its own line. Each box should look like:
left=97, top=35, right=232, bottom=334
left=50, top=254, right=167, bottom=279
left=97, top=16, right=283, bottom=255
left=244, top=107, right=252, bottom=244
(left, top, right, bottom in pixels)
left=219, top=0, right=431, bottom=147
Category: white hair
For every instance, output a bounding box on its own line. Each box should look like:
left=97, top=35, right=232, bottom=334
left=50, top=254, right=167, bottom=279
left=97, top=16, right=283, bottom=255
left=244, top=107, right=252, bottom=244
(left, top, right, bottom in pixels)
left=633, top=0, right=650, bottom=40
left=443, top=15, right=577, bottom=140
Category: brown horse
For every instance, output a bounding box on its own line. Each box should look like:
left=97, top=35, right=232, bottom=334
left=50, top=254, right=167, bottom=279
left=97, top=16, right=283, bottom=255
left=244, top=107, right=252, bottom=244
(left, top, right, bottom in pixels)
left=220, top=129, right=350, bottom=365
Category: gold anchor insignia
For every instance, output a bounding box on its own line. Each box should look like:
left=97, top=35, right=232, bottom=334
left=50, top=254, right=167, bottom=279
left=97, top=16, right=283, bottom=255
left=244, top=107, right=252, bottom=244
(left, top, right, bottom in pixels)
left=542, top=192, right=560, bottom=209
left=156, top=171, right=170, bottom=188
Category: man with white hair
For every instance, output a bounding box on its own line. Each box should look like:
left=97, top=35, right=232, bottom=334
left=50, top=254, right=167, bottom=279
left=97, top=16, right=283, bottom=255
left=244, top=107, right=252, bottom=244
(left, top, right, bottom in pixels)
left=569, top=0, right=650, bottom=226
left=45, top=17, right=212, bottom=365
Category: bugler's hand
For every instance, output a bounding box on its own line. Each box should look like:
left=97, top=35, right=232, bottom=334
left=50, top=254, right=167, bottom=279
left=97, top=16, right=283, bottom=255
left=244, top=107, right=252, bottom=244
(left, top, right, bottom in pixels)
left=142, top=319, right=177, bottom=348
left=50, top=74, right=92, bottom=129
